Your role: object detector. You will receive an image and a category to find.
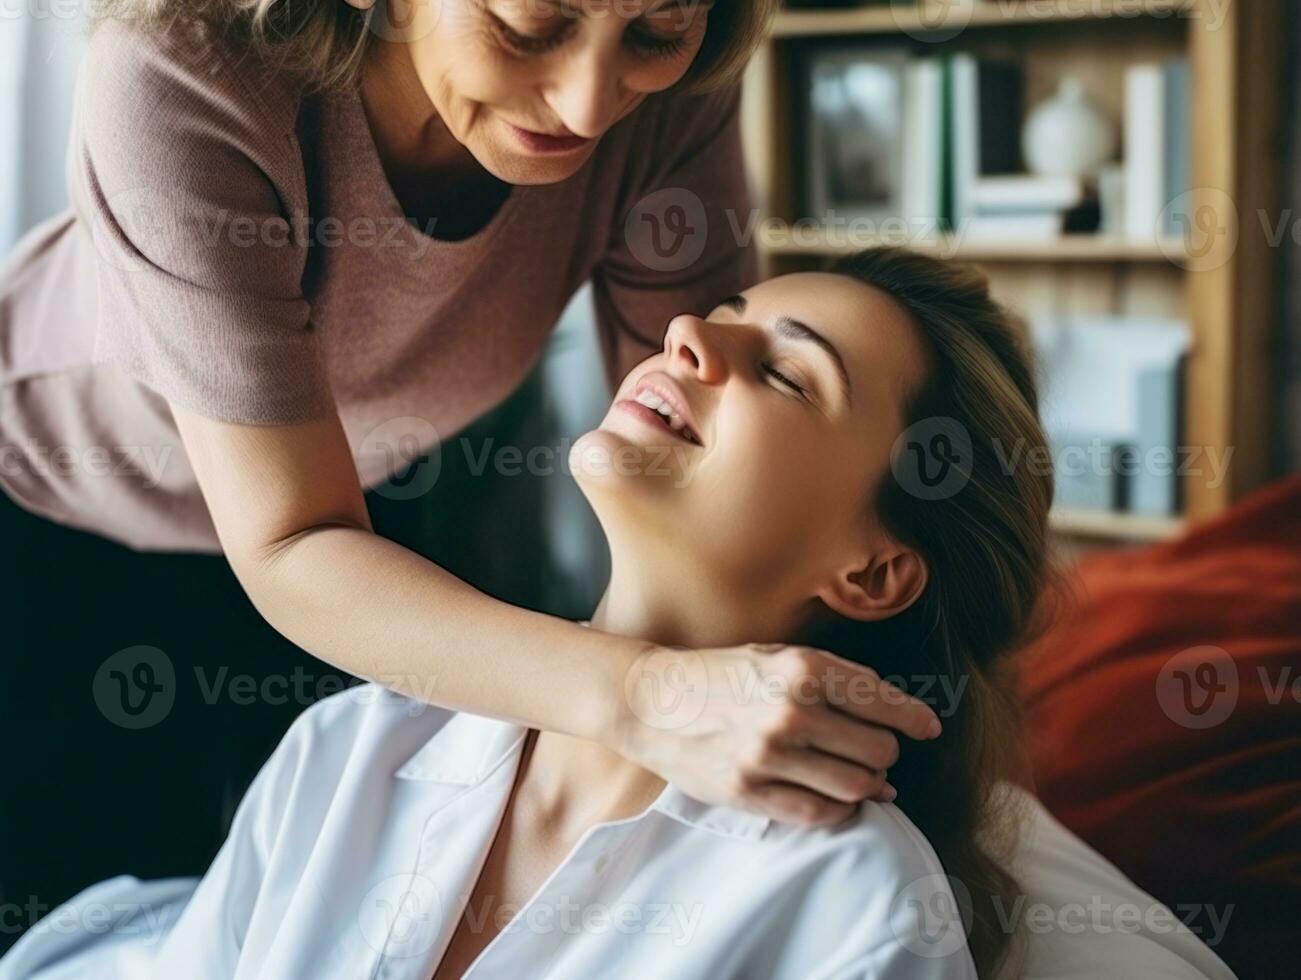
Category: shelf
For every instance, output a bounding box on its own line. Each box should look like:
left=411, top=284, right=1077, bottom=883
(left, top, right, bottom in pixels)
left=771, top=0, right=1198, bottom=39
left=1050, top=507, right=1186, bottom=541
left=758, top=226, right=1186, bottom=263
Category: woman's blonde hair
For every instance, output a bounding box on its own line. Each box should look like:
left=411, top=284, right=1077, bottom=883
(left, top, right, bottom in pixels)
left=89, top=0, right=775, bottom=95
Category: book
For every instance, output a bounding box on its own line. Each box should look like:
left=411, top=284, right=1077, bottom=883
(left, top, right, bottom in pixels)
left=1124, top=63, right=1166, bottom=240
left=1031, top=316, right=1190, bottom=515
left=1049, top=433, right=1126, bottom=511
left=949, top=55, right=1024, bottom=227
left=970, top=175, right=1089, bottom=213
left=1163, top=57, right=1192, bottom=236
left=902, top=57, right=944, bottom=233
left=1132, top=361, right=1186, bottom=515
left=959, top=213, right=1065, bottom=240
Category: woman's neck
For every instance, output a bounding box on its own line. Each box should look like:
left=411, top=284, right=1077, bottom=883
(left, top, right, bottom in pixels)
left=525, top=548, right=812, bottom=834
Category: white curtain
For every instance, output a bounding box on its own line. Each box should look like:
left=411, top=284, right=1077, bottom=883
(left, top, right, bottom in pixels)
left=0, top=4, right=87, bottom=252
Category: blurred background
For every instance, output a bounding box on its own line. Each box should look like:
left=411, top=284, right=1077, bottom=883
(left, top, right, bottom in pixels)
left=739, top=0, right=1300, bottom=553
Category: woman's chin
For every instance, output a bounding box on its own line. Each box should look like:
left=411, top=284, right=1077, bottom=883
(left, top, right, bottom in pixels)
left=569, top=428, right=695, bottom=505
left=469, top=131, right=596, bottom=187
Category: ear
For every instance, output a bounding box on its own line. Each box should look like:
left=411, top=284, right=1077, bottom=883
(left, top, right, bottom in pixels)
left=816, top=547, right=929, bottom=623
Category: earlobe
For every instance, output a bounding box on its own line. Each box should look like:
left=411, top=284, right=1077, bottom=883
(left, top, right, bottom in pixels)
left=818, top=549, right=929, bottom=623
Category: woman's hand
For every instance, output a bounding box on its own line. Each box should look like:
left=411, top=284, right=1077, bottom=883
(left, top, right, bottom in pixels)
left=613, top=643, right=943, bottom=827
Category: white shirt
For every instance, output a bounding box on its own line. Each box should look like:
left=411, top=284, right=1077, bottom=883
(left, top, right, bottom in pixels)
left=1, top=684, right=978, bottom=980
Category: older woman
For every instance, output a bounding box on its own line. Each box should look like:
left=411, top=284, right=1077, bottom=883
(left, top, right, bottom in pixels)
left=0, top=0, right=941, bottom=951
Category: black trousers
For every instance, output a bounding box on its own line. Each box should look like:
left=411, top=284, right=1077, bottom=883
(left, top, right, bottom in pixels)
left=0, top=370, right=594, bottom=952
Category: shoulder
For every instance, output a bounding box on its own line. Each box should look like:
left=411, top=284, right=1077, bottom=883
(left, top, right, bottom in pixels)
left=764, top=802, right=979, bottom=978
left=73, top=12, right=316, bottom=303
left=767, top=797, right=949, bottom=881
left=81, top=12, right=303, bottom=176
left=265, top=682, right=457, bottom=781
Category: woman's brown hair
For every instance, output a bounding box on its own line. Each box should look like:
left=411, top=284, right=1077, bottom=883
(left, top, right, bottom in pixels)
left=89, top=0, right=776, bottom=95
left=798, top=246, right=1056, bottom=978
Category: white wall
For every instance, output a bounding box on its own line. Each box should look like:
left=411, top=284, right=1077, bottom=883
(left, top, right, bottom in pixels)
left=0, top=4, right=86, bottom=251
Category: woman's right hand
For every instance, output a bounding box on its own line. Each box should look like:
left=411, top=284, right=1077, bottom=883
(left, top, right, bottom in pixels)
left=613, top=642, right=943, bottom=827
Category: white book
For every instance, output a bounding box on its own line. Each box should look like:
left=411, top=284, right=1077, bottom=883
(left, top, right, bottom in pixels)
left=1124, top=64, right=1166, bottom=241
left=1133, top=364, right=1183, bottom=515
left=949, top=54, right=979, bottom=226
left=959, top=213, right=1064, bottom=240
left=902, top=58, right=944, bottom=233
left=1030, top=316, right=1189, bottom=449
left=972, top=175, right=1088, bottom=213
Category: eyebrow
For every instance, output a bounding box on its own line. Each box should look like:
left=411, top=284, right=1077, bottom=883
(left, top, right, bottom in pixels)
left=718, top=294, right=853, bottom=408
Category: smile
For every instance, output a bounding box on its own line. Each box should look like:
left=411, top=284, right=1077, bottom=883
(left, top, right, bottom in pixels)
left=614, top=375, right=703, bottom=446
left=506, top=123, right=592, bottom=155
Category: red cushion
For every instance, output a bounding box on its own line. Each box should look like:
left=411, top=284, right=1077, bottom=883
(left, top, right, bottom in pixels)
left=1020, top=476, right=1301, bottom=980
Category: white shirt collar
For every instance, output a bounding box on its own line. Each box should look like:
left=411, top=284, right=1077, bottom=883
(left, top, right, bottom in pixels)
left=394, top=709, right=771, bottom=843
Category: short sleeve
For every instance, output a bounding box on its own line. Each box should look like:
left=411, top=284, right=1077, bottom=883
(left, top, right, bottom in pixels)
left=591, top=84, right=760, bottom=390
left=73, top=15, right=334, bottom=425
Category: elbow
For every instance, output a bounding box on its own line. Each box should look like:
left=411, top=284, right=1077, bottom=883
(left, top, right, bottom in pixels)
left=224, top=517, right=369, bottom=632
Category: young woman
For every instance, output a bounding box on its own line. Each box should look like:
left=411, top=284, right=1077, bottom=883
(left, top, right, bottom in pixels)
left=0, top=247, right=1053, bottom=979
left=0, top=0, right=941, bottom=944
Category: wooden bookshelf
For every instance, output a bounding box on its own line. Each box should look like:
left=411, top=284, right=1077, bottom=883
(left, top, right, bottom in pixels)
left=759, top=227, right=1187, bottom=263
left=1050, top=507, right=1185, bottom=542
left=741, top=0, right=1286, bottom=544
left=772, top=0, right=1199, bottom=38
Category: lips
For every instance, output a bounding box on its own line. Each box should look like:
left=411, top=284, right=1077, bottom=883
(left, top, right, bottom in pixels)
left=506, top=123, right=591, bottom=154
left=619, top=372, right=703, bottom=446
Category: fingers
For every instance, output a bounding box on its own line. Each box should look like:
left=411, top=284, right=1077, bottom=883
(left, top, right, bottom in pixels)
left=741, top=781, right=858, bottom=828
left=747, top=745, right=888, bottom=805
left=781, top=647, right=943, bottom=742
left=802, top=709, right=901, bottom=772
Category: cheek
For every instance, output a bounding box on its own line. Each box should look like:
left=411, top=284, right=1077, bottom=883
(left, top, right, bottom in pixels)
left=416, top=11, right=540, bottom=115
left=689, top=407, right=849, bottom=575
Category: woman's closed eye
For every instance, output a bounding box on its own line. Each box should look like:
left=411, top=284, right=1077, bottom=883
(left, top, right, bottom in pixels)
left=488, top=10, right=575, bottom=55
left=625, top=26, right=690, bottom=58
left=488, top=7, right=695, bottom=59
left=762, top=362, right=810, bottom=400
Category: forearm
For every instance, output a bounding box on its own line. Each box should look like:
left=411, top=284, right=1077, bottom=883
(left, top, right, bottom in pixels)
left=236, top=523, right=647, bottom=742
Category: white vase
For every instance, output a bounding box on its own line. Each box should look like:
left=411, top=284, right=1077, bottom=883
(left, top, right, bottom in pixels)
left=1022, top=77, right=1117, bottom=179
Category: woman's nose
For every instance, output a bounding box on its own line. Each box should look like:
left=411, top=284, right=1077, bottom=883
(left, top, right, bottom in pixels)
left=544, top=46, right=623, bottom=139
left=664, top=314, right=727, bottom=384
